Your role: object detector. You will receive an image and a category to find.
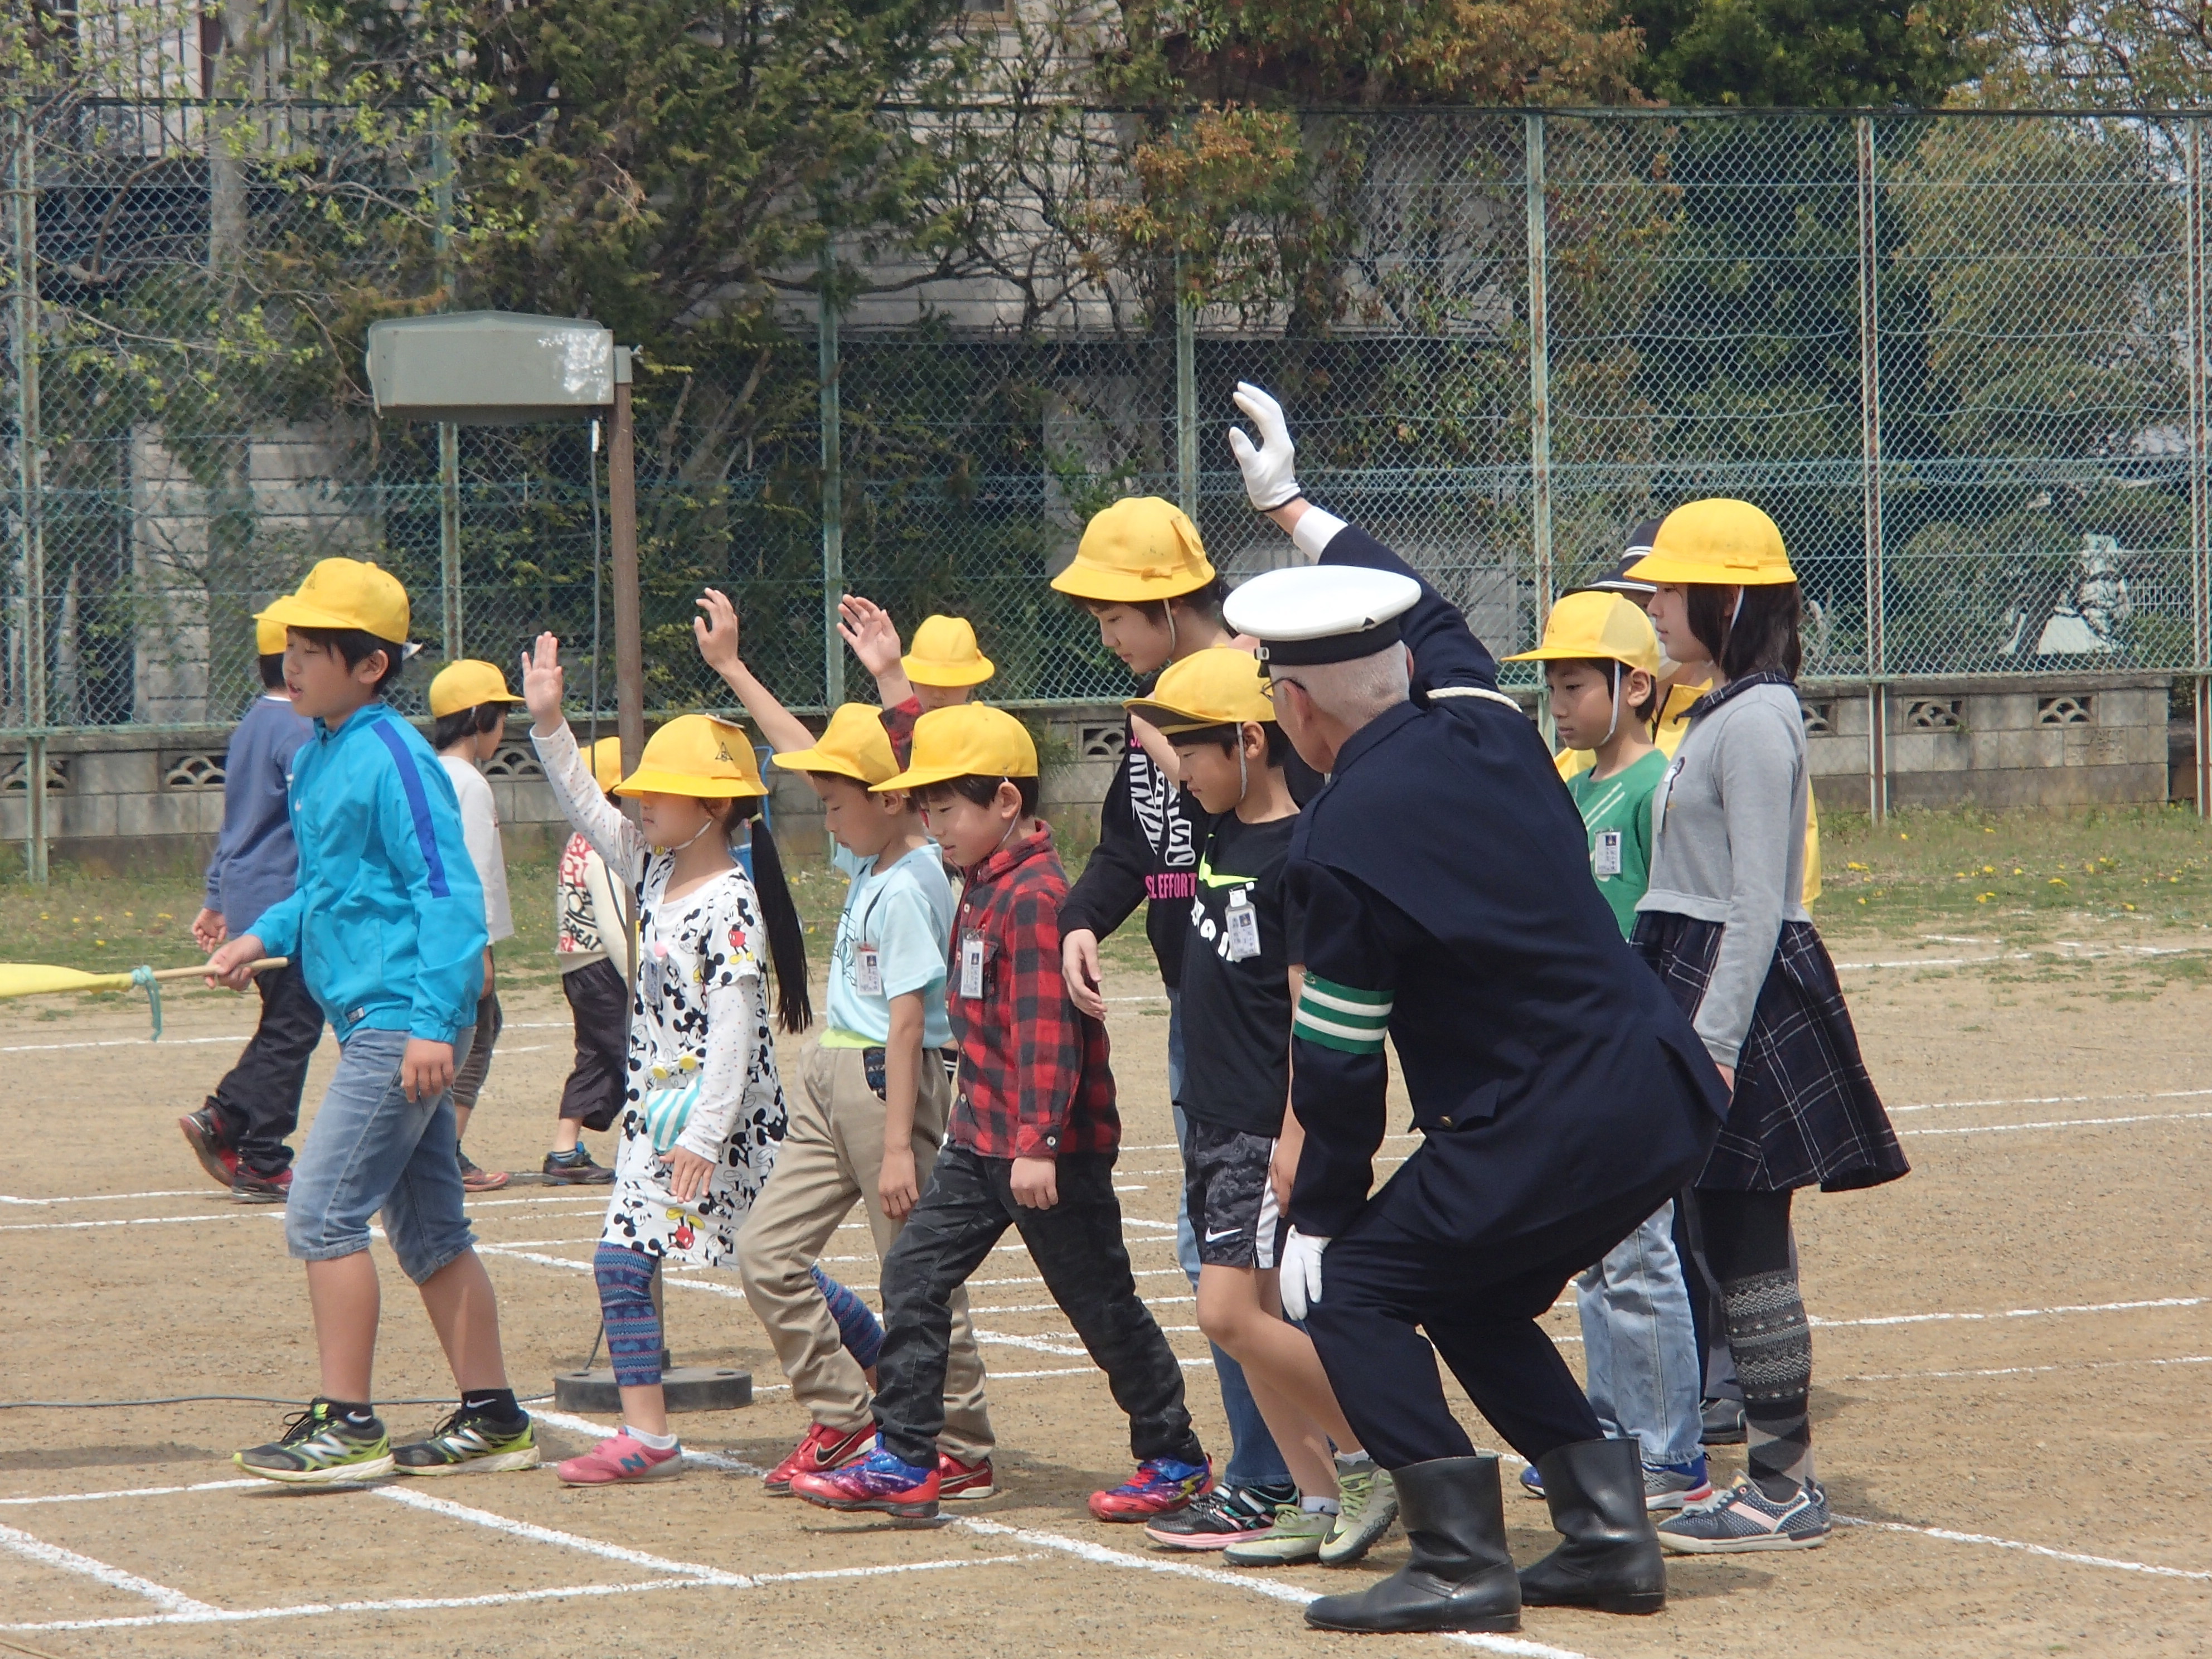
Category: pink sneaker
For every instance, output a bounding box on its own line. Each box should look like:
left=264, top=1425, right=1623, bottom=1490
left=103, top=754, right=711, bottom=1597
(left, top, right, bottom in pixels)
left=555, top=1432, right=683, bottom=1486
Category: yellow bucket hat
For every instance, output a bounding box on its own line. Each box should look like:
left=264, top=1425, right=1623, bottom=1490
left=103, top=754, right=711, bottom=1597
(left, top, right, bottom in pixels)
left=613, top=715, right=767, bottom=799
left=1050, top=497, right=1216, bottom=604
left=875, top=704, right=1037, bottom=793
left=255, top=614, right=288, bottom=655
left=1503, top=591, right=1662, bottom=677
left=1626, top=499, right=1797, bottom=586
left=428, top=659, right=523, bottom=719
left=257, top=557, right=411, bottom=642
left=901, top=615, right=995, bottom=688
left=772, top=702, right=899, bottom=787
left=1124, top=647, right=1277, bottom=735
left=588, top=735, right=624, bottom=792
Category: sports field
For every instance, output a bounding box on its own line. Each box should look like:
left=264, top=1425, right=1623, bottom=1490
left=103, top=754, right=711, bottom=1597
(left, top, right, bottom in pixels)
left=2, top=816, right=2209, bottom=1658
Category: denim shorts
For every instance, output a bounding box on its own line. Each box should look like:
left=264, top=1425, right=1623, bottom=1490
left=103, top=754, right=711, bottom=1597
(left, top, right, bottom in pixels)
left=285, top=1023, right=477, bottom=1284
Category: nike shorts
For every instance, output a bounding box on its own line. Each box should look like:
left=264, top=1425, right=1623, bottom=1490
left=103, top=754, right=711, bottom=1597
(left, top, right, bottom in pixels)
left=1181, top=1117, right=1284, bottom=1270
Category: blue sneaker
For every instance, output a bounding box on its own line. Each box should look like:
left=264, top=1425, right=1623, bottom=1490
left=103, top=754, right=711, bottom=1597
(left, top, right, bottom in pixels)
left=1658, top=1476, right=1831, bottom=1552
left=1643, top=1453, right=1712, bottom=1512
left=1089, top=1454, right=1211, bottom=1522
left=791, top=1439, right=941, bottom=1522
left=1519, top=1462, right=1547, bottom=1499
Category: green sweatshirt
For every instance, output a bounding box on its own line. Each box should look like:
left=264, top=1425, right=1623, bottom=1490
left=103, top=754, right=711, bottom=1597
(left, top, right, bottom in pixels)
left=1565, top=748, right=1667, bottom=938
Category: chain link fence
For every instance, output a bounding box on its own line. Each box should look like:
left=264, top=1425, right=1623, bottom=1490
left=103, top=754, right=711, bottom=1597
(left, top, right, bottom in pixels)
left=7, top=100, right=2210, bottom=746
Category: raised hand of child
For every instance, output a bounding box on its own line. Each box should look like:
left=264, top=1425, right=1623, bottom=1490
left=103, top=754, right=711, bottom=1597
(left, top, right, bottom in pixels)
left=666, top=1146, right=716, bottom=1204
left=837, top=594, right=903, bottom=677
left=521, top=633, right=565, bottom=730
left=694, top=588, right=744, bottom=675
left=879, top=1144, right=920, bottom=1221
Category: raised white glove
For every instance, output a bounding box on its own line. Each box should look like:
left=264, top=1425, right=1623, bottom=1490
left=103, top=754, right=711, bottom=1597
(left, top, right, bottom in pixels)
left=1228, top=381, right=1303, bottom=512
left=1279, top=1226, right=1331, bottom=1321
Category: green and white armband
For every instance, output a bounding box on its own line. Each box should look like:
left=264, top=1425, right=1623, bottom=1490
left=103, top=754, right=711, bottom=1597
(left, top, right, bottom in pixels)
left=1293, top=974, right=1393, bottom=1055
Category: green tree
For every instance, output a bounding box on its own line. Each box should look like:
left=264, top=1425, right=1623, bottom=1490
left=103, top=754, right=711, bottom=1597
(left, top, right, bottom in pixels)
left=1628, top=0, right=1992, bottom=106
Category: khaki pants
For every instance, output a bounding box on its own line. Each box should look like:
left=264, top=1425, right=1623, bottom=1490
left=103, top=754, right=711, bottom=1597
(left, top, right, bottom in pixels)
left=739, top=1041, right=994, bottom=1461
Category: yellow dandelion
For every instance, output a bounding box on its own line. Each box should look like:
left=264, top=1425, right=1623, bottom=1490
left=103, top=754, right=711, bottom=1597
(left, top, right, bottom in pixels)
left=2048, top=877, right=2068, bottom=887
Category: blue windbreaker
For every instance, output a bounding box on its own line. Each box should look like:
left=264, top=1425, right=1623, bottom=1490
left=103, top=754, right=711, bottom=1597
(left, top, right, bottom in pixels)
left=245, top=701, right=487, bottom=1044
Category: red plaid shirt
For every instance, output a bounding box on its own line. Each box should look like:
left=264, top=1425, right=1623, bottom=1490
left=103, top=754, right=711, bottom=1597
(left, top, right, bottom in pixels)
left=877, top=697, right=921, bottom=767
left=946, top=824, right=1119, bottom=1159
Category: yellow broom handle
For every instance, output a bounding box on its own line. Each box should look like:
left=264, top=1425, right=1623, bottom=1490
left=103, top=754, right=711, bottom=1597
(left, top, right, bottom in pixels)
left=148, top=957, right=289, bottom=984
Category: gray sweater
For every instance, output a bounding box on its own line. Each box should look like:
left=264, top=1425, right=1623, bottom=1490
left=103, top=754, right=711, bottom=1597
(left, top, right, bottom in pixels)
left=1637, top=677, right=1811, bottom=1068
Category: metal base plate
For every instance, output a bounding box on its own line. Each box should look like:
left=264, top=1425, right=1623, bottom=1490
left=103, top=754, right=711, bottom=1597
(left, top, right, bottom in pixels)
left=551, top=1366, right=753, bottom=1415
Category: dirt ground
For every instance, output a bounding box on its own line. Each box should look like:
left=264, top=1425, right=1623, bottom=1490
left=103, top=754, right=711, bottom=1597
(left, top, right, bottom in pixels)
left=1, top=922, right=2208, bottom=1659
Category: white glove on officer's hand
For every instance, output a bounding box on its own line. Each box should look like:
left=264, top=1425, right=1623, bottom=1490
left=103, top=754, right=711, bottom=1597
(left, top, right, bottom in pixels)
left=1279, top=1227, right=1330, bottom=1321
left=1228, top=381, right=1303, bottom=512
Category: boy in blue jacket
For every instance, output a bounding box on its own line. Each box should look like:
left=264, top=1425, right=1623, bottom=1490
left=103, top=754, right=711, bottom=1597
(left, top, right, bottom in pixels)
left=206, top=558, right=535, bottom=1483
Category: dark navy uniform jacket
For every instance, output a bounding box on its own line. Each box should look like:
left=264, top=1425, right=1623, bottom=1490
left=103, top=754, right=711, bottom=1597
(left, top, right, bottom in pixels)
left=1284, top=523, right=1728, bottom=1245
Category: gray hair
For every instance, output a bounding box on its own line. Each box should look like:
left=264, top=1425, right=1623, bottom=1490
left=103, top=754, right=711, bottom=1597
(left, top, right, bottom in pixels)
left=1277, top=644, right=1409, bottom=726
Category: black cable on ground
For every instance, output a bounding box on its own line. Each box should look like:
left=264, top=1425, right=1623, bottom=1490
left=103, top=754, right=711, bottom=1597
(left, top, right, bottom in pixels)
left=0, top=1392, right=557, bottom=1410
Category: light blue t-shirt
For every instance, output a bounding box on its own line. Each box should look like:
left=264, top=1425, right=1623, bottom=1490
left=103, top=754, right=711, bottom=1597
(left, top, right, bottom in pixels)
left=824, top=842, right=955, bottom=1049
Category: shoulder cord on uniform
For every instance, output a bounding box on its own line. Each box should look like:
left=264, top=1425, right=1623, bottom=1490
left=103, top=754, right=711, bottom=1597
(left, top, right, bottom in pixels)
left=1427, top=686, right=1522, bottom=712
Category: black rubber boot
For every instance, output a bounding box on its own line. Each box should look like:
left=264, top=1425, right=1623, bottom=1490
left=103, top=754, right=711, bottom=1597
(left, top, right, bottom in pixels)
left=1303, top=1456, right=1520, bottom=1634
left=1517, top=1437, right=1667, bottom=1614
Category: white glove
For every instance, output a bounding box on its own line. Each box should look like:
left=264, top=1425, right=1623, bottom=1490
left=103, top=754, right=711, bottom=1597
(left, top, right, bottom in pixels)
left=1279, top=1227, right=1331, bottom=1321
left=1228, top=381, right=1303, bottom=512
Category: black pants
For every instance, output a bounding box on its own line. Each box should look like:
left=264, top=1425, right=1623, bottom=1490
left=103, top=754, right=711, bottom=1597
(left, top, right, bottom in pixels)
left=450, top=985, right=503, bottom=1113
left=557, top=959, right=628, bottom=1130
left=1696, top=1188, right=1795, bottom=1283
left=873, top=1144, right=1201, bottom=1471
left=206, top=959, right=324, bottom=1177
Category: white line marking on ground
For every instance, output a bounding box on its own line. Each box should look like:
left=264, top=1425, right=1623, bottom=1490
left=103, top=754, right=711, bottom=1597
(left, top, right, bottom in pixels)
left=0, top=1518, right=220, bottom=1615
left=371, top=1485, right=751, bottom=1582
left=1890, top=1084, right=2212, bottom=1116
left=1813, top=1294, right=2203, bottom=1328
left=0, top=1212, right=247, bottom=1234
left=0, top=1034, right=253, bottom=1055
left=1837, top=1354, right=2212, bottom=1384
left=1832, top=1515, right=2212, bottom=1582
left=0, top=1190, right=219, bottom=1206
left=955, top=1518, right=1597, bottom=1659
left=0, top=1479, right=261, bottom=1507
left=1901, top=1110, right=2212, bottom=1138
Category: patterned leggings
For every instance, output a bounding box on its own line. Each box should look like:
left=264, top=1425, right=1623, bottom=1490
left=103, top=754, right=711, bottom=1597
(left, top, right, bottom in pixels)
left=592, top=1245, right=882, bottom=1388
left=1697, top=1188, right=1815, bottom=1496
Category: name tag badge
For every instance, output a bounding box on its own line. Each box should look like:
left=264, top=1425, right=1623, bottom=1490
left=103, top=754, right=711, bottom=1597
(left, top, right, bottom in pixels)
left=1593, top=830, right=1624, bottom=879
left=959, top=930, right=986, bottom=1000
left=1224, top=890, right=1262, bottom=961
left=853, top=944, right=883, bottom=998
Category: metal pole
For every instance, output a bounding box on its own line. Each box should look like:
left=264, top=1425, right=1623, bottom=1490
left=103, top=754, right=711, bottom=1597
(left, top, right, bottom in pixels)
left=433, top=123, right=460, bottom=661
left=1524, top=112, right=1553, bottom=638
left=1857, top=114, right=1888, bottom=822
left=9, top=112, right=47, bottom=883
left=1175, top=251, right=1197, bottom=520
left=818, top=243, right=843, bottom=710
left=2190, top=119, right=2210, bottom=816
left=608, top=350, right=645, bottom=778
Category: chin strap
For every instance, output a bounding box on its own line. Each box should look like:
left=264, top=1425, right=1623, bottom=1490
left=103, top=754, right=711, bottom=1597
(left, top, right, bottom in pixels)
left=664, top=815, right=719, bottom=854
left=1600, top=659, right=1623, bottom=746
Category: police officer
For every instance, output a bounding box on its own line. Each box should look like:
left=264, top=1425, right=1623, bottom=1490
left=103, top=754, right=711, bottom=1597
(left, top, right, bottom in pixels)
left=1221, top=384, right=1729, bottom=1636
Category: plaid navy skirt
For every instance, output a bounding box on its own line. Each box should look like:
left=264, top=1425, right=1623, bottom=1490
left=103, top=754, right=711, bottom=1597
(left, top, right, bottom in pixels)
left=1633, top=913, right=1909, bottom=1195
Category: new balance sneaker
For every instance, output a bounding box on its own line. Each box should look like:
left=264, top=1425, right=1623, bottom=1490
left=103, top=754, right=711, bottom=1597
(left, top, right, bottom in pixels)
left=1088, top=1455, right=1211, bottom=1522
left=1657, top=1476, right=1831, bottom=1553
left=555, top=1430, right=683, bottom=1486
left=790, top=1441, right=940, bottom=1521
left=178, top=1105, right=238, bottom=1190
left=1320, top=1458, right=1398, bottom=1565
left=1143, top=1481, right=1296, bottom=1550
left=541, top=1146, right=616, bottom=1185
left=1701, top=1396, right=1747, bottom=1445
left=391, top=1406, right=539, bottom=1476
left=457, top=1149, right=510, bottom=1192
left=937, top=1452, right=997, bottom=1501
left=1643, top=1453, right=1713, bottom=1512
left=763, top=1421, right=874, bottom=1496
left=1224, top=1502, right=1329, bottom=1566
left=235, top=1400, right=392, bottom=1484
left=231, top=1166, right=292, bottom=1205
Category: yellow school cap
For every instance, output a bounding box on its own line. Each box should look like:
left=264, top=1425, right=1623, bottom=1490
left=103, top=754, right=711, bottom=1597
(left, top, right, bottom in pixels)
left=1124, top=647, right=1276, bottom=735
left=772, top=702, right=899, bottom=787
left=1626, top=498, right=1797, bottom=586
left=875, top=704, right=1037, bottom=792
left=588, top=735, right=624, bottom=792
left=428, top=659, right=523, bottom=718
left=901, top=615, right=995, bottom=688
left=1049, top=497, right=1215, bottom=603
left=1503, top=591, right=1662, bottom=676
left=613, top=715, right=767, bottom=799
left=257, top=557, right=411, bottom=642
left=255, top=614, right=288, bottom=655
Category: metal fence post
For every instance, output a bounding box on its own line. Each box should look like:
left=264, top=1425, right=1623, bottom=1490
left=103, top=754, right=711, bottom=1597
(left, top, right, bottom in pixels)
left=2190, top=119, right=2210, bottom=817
left=1524, top=112, right=1552, bottom=638
left=9, top=111, right=47, bottom=884
left=1175, top=251, right=1197, bottom=520
left=818, top=242, right=843, bottom=710
left=433, top=121, right=462, bottom=660
left=1857, top=114, right=1887, bottom=822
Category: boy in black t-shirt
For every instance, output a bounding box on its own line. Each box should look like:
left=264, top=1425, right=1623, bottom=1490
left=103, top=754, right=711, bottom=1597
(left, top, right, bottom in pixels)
left=1125, top=649, right=1400, bottom=1570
